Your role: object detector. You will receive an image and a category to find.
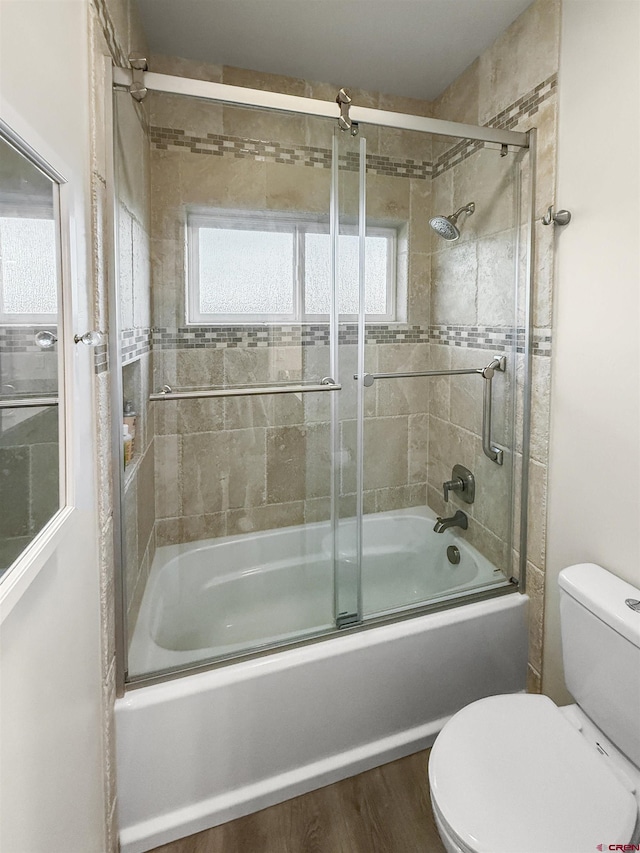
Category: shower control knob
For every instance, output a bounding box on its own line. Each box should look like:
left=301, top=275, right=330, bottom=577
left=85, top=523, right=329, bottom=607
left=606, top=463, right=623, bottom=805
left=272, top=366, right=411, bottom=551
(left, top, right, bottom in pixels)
left=443, top=464, right=475, bottom=504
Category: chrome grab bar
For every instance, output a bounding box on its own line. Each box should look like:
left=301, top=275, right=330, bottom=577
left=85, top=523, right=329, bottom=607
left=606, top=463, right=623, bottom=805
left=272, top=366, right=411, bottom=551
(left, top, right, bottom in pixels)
left=149, top=377, right=341, bottom=401
left=481, top=357, right=506, bottom=465
left=356, top=355, right=506, bottom=465
left=0, top=396, right=59, bottom=409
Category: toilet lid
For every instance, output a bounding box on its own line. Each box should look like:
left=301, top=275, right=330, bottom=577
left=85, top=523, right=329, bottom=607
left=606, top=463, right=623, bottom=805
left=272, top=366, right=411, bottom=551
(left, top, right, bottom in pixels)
left=429, top=694, right=637, bottom=853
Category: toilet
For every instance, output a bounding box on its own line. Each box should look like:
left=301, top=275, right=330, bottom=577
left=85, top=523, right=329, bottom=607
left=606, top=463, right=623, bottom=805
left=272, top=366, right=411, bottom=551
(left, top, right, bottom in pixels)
left=429, top=563, right=640, bottom=853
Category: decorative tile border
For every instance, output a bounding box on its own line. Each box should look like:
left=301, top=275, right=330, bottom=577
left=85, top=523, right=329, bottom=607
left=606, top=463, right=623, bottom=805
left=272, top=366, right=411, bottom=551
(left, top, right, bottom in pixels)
left=433, top=74, right=557, bottom=177
left=150, top=128, right=431, bottom=180
left=429, top=324, right=518, bottom=351
left=92, top=322, right=549, bottom=374
left=489, top=75, right=557, bottom=132
left=150, top=73, right=555, bottom=184
left=121, top=328, right=152, bottom=364
left=94, top=344, right=109, bottom=375
left=429, top=324, right=551, bottom=356
left=152, top=324, right=431, bottom=350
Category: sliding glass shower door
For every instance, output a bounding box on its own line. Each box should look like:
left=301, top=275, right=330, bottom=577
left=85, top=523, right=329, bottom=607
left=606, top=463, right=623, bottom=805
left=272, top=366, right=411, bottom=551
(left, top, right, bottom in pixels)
left=115, top=77, right=531, bottom=685
left=358, top=124, right=524, bottom=619
left=119, top=93, right=360, bottom=677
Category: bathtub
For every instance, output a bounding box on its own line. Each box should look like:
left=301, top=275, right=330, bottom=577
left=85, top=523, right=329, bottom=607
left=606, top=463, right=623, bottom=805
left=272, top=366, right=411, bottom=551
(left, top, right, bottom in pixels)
left=117, top=508, right=528, bottom=853
left=129, top=507, right=507, bottom=675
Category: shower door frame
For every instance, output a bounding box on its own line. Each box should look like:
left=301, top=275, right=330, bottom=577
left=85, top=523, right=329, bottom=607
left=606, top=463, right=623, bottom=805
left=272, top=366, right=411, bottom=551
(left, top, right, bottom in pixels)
left=108, top=63, right=536, bottom=695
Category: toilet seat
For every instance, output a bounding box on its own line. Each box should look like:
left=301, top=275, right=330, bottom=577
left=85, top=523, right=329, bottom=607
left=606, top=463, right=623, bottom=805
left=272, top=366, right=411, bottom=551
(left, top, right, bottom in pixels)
left=429, top=694, right=637, bottom=853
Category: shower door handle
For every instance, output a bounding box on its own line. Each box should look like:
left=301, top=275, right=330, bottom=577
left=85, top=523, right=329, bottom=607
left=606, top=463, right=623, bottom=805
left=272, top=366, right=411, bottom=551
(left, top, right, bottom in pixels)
left=355, top=355, right=506, bottom=465
left=481, top=356, right=506, bottom=465
left=149, top=378, right=341, bottom=401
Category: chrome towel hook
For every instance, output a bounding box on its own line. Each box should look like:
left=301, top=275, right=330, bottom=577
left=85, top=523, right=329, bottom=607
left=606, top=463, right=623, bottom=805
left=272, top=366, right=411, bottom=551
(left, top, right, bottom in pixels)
left=542, top=205, right=571, bottom=227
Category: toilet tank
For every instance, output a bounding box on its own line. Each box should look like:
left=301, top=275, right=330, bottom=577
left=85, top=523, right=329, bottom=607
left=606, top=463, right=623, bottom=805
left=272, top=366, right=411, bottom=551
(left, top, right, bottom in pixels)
left=559, top=563, right=640, bottom=768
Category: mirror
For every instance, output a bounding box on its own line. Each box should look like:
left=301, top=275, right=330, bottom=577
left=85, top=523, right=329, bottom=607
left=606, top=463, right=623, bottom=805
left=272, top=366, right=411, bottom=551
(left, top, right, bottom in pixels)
left=0, top=131, right=64, bottom=579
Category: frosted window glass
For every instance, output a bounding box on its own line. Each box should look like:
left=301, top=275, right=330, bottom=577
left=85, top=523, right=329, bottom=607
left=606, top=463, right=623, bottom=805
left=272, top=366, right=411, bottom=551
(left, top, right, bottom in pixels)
left=0, top=218, right=57, bottom=315
left=305, top=233, right=388, bottom=315
left=199, top=228, right=294, bottom=315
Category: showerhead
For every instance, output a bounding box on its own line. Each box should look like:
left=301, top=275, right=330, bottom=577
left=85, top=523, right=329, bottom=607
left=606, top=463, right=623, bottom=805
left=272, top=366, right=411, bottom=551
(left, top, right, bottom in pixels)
left=429, top=202, right=475, bottom=242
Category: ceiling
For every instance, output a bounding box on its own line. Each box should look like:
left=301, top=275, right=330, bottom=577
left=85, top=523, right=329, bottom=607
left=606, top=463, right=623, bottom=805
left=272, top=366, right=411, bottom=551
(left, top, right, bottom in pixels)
left=135, top=0, right=534, bottom=102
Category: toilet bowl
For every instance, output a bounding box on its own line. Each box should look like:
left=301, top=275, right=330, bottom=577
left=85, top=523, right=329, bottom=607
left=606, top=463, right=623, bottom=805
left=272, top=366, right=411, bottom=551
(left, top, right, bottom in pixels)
left=428, top=564, right=640, bottom=853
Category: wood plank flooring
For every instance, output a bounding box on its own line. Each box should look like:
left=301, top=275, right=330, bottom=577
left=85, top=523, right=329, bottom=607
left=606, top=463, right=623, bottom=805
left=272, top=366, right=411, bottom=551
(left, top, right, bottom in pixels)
left=151, top=749, right=446, bottom=853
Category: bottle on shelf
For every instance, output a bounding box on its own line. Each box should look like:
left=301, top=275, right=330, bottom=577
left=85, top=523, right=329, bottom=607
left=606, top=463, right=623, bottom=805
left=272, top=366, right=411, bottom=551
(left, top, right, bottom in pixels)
left=123, top=400, right=137, bottom=456
left=123, top=424, right=133, bottom=468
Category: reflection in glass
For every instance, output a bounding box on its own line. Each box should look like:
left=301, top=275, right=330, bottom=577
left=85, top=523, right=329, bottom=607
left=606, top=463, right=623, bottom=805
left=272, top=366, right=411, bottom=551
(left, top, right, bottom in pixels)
left=0, top=134, right=61, bottom=579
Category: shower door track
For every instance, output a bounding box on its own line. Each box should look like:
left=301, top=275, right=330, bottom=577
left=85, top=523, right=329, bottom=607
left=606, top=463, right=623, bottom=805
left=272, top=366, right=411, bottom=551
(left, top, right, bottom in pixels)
left=112, top=67, right=530, bottom=149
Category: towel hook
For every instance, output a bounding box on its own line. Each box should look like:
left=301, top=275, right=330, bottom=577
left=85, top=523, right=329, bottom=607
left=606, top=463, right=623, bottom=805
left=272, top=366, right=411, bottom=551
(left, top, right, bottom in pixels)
left=542, top=205, right=571, bottom=227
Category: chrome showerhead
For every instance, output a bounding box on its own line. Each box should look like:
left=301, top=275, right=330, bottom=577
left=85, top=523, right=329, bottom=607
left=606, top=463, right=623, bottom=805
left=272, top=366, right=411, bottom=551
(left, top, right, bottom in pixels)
left=429, top=202, right=475, bottom=241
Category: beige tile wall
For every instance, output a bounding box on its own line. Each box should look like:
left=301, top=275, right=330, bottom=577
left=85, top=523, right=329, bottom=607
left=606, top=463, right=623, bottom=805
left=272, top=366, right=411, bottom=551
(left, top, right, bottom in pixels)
left=113, top=88, right=156, bottom=645
left=84, top=0, right=560, bottom=846
left=147, top=57, right=435, bottom=544
left=427, top=144, right=521, bottom=573
left=432, top=0, right=561, bottom=691
left=89, top=0, right=149, bottom=847
left=103, top=0, right=559, bottom=710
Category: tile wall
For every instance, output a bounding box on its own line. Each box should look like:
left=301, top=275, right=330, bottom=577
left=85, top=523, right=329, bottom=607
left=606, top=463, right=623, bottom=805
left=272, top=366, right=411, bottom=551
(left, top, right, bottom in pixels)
left=113, top=89, right=156, bottom=641
left=147, top=56, right=437, bottom=543
left=89, top=0, right=149, bottom=847
left=431, top=0, right=560, bottom=691
left=90, top=12, right=559, bottom=827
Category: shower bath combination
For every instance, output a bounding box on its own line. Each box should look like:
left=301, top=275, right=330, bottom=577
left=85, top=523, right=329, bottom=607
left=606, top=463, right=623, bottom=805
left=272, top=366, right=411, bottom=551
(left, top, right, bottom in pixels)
left=429, top=201, right=475, bottom=241
left=109, top=63, right=537, bottom=851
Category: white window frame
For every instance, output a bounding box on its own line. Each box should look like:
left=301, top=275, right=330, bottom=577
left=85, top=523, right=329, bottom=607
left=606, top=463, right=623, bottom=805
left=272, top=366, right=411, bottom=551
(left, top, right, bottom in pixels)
left=187, top=209, right=399, bottom=325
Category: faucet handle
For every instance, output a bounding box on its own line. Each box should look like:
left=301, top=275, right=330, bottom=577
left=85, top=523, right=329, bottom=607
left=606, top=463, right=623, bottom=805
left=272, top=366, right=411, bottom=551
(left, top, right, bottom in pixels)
left=442, top=464, right=475, bottom=504
left=443, top=477, right=464, bottom=502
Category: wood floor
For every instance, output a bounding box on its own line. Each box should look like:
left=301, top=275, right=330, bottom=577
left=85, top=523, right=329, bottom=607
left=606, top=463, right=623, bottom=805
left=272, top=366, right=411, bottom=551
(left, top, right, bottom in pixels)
left=151, top=749, right=446, bottom=853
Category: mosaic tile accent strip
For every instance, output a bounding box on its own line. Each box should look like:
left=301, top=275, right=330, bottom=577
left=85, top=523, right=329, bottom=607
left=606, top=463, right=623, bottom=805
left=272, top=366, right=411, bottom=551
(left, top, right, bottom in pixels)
left=149, top=74, right=555, bottom=183
left=429, top=324, right=551, bottom=356
left=489, top=75, right=557, bottom=132
left=121, top=328, right=152, bottom=364
left=94, top=344, right=109, bottom=375
left=0, top=326, right=58, bottom=353
left=93, top=323, right=549, bottom=372
left=433, top=74, right=557, bottom=177
left=150, top=128, right=431, bottom=180
left=531, top=328, right=552, bottom=356
left=429, top=324, right=518, bottom=351
left=152, top=324, right=431, bottom=350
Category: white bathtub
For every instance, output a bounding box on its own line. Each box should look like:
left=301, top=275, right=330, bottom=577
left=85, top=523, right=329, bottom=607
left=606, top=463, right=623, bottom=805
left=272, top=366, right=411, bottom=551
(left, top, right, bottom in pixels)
left=117, top=508, right=528, bottom=853
left=129, top=507, right=506, bottom=675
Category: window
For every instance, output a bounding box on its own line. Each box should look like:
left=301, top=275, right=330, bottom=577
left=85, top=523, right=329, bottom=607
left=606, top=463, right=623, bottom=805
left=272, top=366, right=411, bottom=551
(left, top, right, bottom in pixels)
left=0, top=216, right=58, bottom=324
left=187, top=211, right=399, bottom=324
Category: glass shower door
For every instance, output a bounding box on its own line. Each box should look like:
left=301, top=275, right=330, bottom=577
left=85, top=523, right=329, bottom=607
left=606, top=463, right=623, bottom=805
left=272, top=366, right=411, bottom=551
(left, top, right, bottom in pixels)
left=331, top=126, right=367, bottom=629
left=118, top=91, right=359, bottom=678
left=357, top=125, right=523, bottom=619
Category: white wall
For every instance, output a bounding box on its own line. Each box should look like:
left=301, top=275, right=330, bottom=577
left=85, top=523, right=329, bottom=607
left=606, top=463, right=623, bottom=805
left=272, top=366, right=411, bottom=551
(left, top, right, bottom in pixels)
left=544, top=0, right=640, bottom=702
left=0, top=1, right=107, bottom=850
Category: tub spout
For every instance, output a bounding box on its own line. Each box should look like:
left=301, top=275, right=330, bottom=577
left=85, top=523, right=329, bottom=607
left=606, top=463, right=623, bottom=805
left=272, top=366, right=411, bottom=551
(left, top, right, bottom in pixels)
left=433, top=509, right=468, bottom=533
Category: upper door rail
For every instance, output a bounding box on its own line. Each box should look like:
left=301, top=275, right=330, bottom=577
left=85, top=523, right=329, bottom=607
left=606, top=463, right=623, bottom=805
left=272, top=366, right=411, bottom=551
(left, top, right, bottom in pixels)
left=149, top=378, right=341, bottom=401
left=112, top=68, right=529, bottom=149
